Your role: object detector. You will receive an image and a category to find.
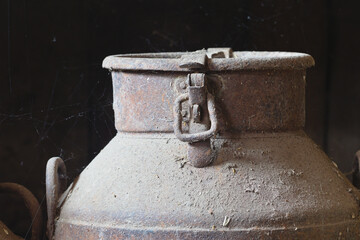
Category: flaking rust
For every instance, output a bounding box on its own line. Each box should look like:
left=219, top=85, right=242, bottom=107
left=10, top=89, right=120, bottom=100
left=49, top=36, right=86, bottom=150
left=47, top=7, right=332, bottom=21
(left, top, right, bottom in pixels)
left=46, top=48, right=360, bottom=239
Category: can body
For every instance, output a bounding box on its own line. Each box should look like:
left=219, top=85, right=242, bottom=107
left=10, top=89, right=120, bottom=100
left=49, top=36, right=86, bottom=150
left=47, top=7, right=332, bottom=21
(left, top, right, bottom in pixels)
left=49, top=50, right=360, bottom=239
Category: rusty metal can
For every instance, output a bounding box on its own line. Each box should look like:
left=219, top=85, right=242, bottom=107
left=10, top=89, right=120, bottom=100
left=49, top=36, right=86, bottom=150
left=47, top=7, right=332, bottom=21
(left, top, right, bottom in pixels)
left=0, top=183, right=42, bottom=240
left=46, top=48, right=360, bottom=239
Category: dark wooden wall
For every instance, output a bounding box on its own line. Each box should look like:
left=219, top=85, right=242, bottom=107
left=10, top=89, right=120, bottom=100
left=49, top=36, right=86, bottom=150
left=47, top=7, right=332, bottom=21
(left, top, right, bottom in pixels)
left=326, top=1, right=360, bottom=173
left=0, top=0, right=359, bottom=238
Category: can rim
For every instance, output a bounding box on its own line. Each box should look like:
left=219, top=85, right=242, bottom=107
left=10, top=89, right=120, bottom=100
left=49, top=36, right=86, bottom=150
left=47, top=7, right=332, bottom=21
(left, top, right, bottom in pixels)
left=102, top=51, right=315, bottom=72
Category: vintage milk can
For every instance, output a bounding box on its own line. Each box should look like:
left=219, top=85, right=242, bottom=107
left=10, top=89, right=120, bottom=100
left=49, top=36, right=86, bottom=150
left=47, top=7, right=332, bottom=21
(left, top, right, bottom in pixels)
left=46, top=48, right=360, bottom=239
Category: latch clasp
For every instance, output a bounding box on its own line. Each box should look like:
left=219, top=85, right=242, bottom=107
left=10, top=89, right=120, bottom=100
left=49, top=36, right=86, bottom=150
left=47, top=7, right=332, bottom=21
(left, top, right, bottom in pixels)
left=173, top=48, right=232, bottom=167
left=173, top=73, right=218, bottom=167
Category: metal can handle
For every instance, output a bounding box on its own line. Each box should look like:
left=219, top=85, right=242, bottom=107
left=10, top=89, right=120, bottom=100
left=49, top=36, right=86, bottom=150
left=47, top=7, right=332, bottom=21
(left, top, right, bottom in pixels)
left=0, top=182, right=42, bottom=240
left=46, top=157, right=67, bottom=240
left=173, top=92, right=218, bottom=143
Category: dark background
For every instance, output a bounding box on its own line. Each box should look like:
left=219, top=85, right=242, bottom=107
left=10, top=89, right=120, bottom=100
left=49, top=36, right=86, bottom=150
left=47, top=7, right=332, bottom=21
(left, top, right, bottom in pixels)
left=0, top=0, right=359, bottom=239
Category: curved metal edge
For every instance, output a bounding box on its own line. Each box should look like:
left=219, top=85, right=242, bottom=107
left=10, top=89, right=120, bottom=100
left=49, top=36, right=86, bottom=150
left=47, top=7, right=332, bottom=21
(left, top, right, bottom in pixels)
left=173, top=93, right=189, bottom=141
left=46, top=157, right=67, bottom=240
left=102, top=51, right=315, bottom=71
left=173, top=93, right=218, bottom=143
left=0, top=182, right=43, bottom=240
left=55, top=219, right=360, bottom=240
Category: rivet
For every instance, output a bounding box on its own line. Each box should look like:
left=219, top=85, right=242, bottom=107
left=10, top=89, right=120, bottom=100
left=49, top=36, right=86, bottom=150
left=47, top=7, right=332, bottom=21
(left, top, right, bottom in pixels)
left=180, top=81, right=187, bottom=89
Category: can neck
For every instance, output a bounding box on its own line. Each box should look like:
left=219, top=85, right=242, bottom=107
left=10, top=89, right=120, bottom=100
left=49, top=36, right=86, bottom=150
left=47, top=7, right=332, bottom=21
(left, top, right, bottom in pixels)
left=111, top=69, right=306, bottom=134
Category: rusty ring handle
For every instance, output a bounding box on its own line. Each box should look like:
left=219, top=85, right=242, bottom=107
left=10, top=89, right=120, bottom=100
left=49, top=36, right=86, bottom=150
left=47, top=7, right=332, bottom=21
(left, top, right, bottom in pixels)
left=173, top=92, right=218, bottom=143
left=46, top=157, right=67, bottom=240
left=0, top=182, right=42, bottom=240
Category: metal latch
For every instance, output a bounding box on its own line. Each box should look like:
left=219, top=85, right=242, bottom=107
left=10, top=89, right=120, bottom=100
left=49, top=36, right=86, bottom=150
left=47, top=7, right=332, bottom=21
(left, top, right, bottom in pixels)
left=179, top=48, right=233, bottom=69
left=174, top=73, right=218, bottom=142
left=174, top=48, right=232, bottom=168
left=173, top=73, right=218, bottom=167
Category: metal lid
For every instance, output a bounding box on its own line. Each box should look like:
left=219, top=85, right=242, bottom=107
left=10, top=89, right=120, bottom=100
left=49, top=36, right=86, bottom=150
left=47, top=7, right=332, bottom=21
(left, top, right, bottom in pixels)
left=102, top=48, right=315, bottom=72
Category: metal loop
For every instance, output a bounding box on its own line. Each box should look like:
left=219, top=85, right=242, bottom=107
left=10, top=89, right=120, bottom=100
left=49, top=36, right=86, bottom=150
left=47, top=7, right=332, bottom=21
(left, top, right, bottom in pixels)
left=173, top=92, right=218, bottom=143
left=0, top=182, right=42, bottom=240
left=46, top=157, right=67, bottom=240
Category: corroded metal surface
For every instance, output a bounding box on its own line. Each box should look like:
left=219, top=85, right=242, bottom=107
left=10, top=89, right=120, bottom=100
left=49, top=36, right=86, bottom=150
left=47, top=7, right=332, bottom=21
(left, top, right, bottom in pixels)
left=173, top=92, right=217, bottom=143
left=102, top=51, right=314, bottom=71
left=54, top=220, right=360, bottom=240
left=53, top=133, right=360, bottom=239
left=111, top=70, right=306, bottom=133
left=173, top=72, right=218, bottom=167
left=0, top=183, right=42, bottom=240
left=47, top=49, right=360, bottom=239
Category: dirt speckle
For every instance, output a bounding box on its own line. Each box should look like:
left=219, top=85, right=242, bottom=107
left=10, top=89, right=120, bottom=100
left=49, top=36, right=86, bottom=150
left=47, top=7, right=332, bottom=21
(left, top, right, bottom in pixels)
left=223, top=216, right=231, bottom=227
